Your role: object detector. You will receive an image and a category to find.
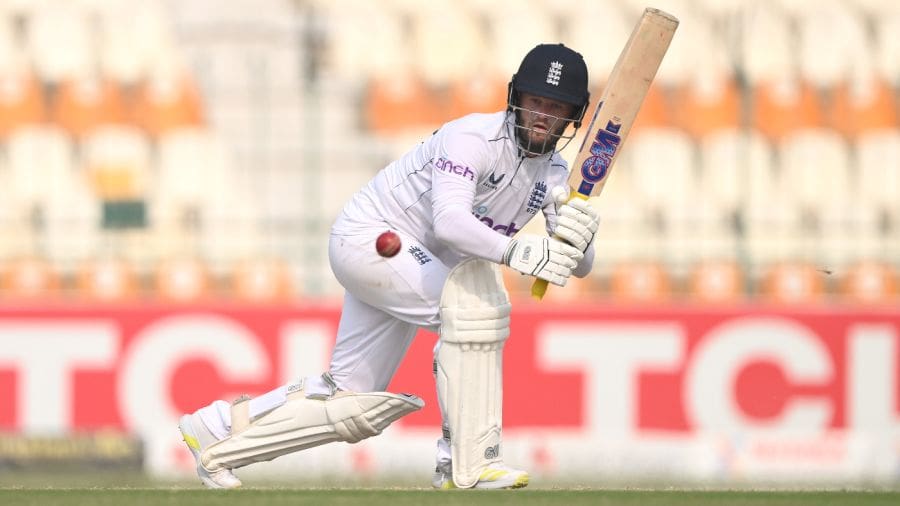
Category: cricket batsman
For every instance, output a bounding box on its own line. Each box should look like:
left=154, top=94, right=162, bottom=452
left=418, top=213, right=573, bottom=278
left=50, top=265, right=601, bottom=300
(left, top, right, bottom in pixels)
left=179, top=43, right=600, bottom=490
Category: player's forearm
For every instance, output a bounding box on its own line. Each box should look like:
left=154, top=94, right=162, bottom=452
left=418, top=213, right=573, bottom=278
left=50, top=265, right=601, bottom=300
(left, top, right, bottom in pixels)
left=433, top=207, right=511, bottom=263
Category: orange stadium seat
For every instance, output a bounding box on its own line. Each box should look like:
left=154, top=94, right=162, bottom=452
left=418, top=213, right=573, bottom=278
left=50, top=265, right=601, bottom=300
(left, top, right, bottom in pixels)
left=672, top=75, right=741, bottom=140
left=628, top=84, right=671, bottom=133
left=76, top=257, right=139, bottom=301
left=445, top=75, right=508, bottom=120
left=231, top=258, right=294, bottom=302
left=52, top=76, right=128, bottom=138
left=759, top=261, right=828, bottom=304
left=155, top=258, right=212, bottom=302
left=131, top=68, right=204, bottom=137
left=828, top=76, right=898, bottom=139
left=839, top=261, right=898, bottom=304
left=609, top=261, right=672, bottom=303
left=688, top=260, right=746, bottom=303
left=751, top=78, right=824, bottom=143
left=0, top=71, right=45, bottom=138
left=365, top=75, right=443, bottom=133
left=0, top=257, right=59, bottom=299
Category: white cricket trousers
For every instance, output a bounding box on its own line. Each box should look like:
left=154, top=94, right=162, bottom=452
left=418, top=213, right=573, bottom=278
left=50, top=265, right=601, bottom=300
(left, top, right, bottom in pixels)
left=195, top=228, right=452, bottom=438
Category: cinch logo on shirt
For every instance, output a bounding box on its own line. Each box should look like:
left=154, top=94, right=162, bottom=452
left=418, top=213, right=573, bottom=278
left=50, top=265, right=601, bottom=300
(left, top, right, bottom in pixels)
left=435, top=157, right=475, bottom=182
left=473, top=209, right=521, bottom=236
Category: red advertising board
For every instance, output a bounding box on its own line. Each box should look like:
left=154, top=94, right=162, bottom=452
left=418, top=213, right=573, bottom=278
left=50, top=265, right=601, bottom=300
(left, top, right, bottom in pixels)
left=0, top=302, right=897, bottom=481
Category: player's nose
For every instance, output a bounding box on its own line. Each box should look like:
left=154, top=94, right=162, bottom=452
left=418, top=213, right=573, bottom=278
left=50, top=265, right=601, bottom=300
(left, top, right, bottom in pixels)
left=532, top=102, right=556, bottom=116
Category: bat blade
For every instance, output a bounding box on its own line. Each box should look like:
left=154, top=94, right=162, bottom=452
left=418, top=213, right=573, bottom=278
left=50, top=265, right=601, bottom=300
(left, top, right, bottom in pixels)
left=532, top=7, right=679, bottom=301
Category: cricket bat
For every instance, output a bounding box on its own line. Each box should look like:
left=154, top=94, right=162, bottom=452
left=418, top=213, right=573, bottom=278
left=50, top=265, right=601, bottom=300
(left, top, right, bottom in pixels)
left=531, top=7, right=679, bottom=300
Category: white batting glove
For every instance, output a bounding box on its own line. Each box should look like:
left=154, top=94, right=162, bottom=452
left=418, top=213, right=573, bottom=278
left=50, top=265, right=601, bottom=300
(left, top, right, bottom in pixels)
left=503, top=234, right=583, bottom=287
left=552, top=186, right=599, bottom=253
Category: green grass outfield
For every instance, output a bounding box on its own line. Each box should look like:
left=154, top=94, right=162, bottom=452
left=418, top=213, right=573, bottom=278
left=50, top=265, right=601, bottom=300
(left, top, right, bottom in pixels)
left=1, top=489, right=899, bottom=506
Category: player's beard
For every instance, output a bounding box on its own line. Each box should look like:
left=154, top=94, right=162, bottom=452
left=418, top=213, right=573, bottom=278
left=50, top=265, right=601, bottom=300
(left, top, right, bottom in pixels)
left=513, top=109, right=572, bottom=156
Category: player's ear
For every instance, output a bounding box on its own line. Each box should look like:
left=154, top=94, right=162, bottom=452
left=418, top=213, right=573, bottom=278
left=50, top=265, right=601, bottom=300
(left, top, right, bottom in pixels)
left=574, top=93, right=590, bottom=128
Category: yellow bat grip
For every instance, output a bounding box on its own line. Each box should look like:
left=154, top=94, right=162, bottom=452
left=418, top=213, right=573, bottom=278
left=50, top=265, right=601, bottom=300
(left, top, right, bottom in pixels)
left=530, top=190, right=589, bottom=301
left=530, top=278, right=550, bottom=300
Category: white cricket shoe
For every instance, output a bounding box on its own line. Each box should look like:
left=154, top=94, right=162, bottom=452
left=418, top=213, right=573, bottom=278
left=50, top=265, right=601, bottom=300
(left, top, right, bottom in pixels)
left=432, top=462, right=530, bottom=490
left=178, top=414, right=242, bottom=489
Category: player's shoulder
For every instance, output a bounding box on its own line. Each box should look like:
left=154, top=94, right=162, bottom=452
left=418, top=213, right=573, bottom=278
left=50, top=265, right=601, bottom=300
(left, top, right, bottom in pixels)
left=439, top=111, right=508, bottom=142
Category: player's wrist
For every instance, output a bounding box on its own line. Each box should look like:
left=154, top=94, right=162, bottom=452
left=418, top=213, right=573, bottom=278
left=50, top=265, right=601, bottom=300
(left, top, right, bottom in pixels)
left=502, top=239, right=519, bottom=266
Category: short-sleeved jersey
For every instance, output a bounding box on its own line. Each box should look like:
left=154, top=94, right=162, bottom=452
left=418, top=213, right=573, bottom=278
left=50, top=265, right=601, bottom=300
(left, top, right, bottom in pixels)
left=332, top=111, right=570, bottom=267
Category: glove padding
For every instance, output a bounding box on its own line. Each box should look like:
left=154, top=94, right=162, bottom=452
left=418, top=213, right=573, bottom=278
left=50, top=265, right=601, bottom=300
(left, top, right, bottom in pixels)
left=552, top=186, right=599, bottom=252
left=503, top=234, right=583, bottom=287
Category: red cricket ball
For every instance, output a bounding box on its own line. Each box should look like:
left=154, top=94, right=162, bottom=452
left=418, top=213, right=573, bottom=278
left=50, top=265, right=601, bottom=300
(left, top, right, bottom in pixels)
left=375, top=230, right=402, bottom=258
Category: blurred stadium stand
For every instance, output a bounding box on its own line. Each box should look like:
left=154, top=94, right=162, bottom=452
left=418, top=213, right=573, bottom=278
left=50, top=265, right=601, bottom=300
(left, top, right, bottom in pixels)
left=0, top=0, right=896, bottom=304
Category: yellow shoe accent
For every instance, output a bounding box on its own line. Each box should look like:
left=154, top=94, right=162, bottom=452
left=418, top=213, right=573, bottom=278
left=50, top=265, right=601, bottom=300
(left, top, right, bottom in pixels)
left=433, top=464, right=529, bottom=489
left=179, top=414, right=243, bottom=489
left=480, top=468, right=505, bottom=481
left=511, top=473, right=529, bottom=489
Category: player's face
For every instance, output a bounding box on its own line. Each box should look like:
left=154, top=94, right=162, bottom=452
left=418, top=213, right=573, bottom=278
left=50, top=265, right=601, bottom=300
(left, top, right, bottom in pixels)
left=516, top=92, right=577, bottom=155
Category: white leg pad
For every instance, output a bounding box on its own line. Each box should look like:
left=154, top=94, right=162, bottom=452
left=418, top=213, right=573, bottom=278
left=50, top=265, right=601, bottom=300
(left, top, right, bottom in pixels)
left=435, top=258, right=511, bottom=488
left=200, top=384, right=424, bottom=471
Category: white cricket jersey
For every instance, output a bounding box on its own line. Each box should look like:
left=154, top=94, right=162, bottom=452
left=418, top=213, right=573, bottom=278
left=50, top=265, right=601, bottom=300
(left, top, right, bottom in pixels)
left=332, top=111, right=569, bottom=268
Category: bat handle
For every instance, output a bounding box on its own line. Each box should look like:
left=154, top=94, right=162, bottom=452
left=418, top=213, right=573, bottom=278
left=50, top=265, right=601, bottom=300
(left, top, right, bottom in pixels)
left=530, top=190, right=589, bottom=301
left=531, top=278, right=550, bottom=300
